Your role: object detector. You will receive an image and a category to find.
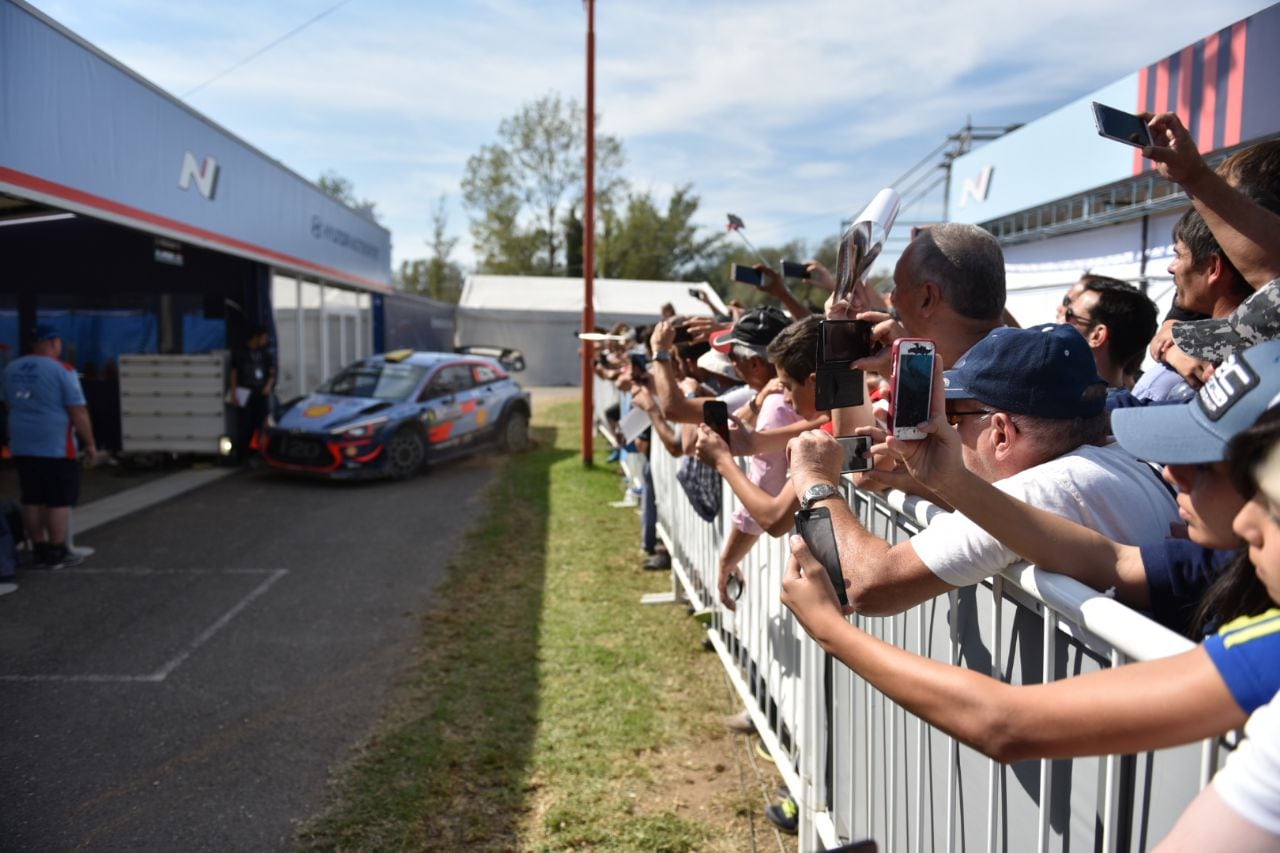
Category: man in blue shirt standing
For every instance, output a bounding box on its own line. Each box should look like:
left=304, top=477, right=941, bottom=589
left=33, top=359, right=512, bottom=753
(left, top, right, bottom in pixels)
left=3, top=325, right=97, bottom=569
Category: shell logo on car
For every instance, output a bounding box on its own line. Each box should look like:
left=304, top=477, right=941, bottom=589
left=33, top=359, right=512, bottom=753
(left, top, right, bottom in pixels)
left=304, top=404, right=334, bottom=418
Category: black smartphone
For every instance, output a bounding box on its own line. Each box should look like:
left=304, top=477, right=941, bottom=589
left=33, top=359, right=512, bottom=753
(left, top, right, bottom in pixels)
left=794, top=506, right=848, bottom=607
left=731, top=263, right=764, bottom=288
left=673, top=323, right=692, bottom=344
left=781, top=260, right=811, bottom=280
left=629, top=352, right=648, bottom=377
left=815, top=320, right=871, bottom=411
left=702, top=400, right=732, bottom=446
left=890, top=338, right=935, bottom=440
left=1092, top=101, right=1152, bottom=148
left=687, top=287, right=704, bottom=300
left=837, top=435, right=872, bottom=473
left=821, top=319, right=872, bottom=364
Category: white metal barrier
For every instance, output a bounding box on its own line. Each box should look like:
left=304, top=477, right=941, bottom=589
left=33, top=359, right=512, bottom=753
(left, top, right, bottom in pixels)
left=593, top=386, right=1226, bottom=852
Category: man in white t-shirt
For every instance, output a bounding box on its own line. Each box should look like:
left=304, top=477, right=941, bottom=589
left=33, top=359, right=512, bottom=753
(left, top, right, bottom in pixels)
left=787, top=324, right=1179, bottom=615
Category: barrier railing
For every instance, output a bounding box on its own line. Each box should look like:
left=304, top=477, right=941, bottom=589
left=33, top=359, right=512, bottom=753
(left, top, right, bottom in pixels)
left=592, top=385, right=1224, bottom=852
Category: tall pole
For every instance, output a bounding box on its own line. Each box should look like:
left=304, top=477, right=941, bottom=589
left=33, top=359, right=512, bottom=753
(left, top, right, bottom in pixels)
left=581, top=0, right=596, bottom=466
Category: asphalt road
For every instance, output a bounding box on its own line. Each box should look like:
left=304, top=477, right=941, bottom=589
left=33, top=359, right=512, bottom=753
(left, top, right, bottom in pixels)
left=0, top=453, right=501, bottom=851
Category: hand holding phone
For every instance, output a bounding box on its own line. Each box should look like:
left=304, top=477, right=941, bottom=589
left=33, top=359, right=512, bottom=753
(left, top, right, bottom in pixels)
left=890, top=338, right=935, bottom=440
left=703, top=400, right=732, bottom=446
left=781, top=260, right=812, bottom=280
left=794, top=506, right=848, bottom=607
left=815, top=319, right=872, bottom=411
left=836, top=435, right=872, bottom=473
left=731, top=263, right=765, bottom=288
left=1092, top=101, right=1152, bottom=148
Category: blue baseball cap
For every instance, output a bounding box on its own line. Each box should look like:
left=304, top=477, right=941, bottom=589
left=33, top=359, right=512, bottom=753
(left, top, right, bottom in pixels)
left=1112, top=340, right=1280, bottom=464
left=33, top=323, right=60, bottom=342
left=942, top=324, right=1106, bottom=418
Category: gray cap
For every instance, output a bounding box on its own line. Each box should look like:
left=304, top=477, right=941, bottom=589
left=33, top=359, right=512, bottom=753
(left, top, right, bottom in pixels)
left=1112, top=339, right=1280, bottom=464
left=1172, top=278, right=1280, bottom=364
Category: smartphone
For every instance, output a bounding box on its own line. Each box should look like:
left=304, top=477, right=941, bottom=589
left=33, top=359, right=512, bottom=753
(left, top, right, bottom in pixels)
left=781, top=260, right=811, bottom=280
left=821, top=319, right=872, bottom=364
left=703, top=400, right=732, bottom=446
left=673, top=323, right=692, bottom=345
left=890, top=338, right=935, bottom=440
left=814, top=320, right=872, bottom=411
left=687, top=287, right=704, bottom=300
left=731, top=263, right=764, bottom=288
left=837, top=435, right=872, bottom=473
left=794, top=506, right=848, bottom=608
left=629, top=352, right=648, bottom=377
left=1092, top=101, right=1152, bottom=148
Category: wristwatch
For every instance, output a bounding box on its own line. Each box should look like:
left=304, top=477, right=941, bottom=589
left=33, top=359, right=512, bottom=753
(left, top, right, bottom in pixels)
left=653, top=349, right=673, bottom=363
left=800, top=482, right=840, bottom=511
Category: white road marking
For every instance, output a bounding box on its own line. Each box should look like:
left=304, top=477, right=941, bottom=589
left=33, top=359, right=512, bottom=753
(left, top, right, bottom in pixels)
left=0, top=568, right=288, bottom=683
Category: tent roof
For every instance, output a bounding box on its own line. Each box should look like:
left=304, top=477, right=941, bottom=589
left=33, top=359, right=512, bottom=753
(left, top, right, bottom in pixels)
left=459, top=275, right=725, bottom=317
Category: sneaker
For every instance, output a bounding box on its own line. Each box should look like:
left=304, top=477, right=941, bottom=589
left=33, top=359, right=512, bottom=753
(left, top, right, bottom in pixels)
left=32, top=542, right=53, bottom=568
left=643, top=551, right=671, bottom=570
left=606, top=448, right=622, bottom=463
left=42, top=544, right=86, bottom=570
left=722, top=709, right=756, bottom=734
left=765, top=796, right=798, bottom=834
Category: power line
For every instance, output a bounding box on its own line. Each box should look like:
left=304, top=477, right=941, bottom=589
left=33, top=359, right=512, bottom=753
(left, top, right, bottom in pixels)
left=182, top=0, right=357, bottom=98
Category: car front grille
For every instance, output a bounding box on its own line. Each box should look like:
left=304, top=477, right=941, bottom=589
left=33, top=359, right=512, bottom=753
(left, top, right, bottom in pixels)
left=267, top=433, right=333, bottom=467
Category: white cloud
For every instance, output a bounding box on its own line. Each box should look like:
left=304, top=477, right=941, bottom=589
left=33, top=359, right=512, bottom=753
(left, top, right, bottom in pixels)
left=25, top=0, right=1273, bottom=274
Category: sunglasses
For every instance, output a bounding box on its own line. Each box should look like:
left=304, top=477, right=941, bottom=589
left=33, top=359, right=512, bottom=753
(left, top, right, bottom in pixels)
left=1062, top=306, right=1097, bottom=327
left=945, top=408, right=994, bottom=427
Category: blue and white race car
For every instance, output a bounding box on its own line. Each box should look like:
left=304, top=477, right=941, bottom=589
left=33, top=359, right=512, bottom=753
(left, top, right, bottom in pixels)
left=262, top=347, right=530, bottom=479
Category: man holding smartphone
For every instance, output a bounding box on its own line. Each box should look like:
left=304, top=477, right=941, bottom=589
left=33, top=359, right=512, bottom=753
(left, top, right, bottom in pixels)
left=786, top=324, right=1180, bottom=617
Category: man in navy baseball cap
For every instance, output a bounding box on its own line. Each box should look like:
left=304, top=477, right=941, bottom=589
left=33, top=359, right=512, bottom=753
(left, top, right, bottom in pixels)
left=943, top=323, right=1107, bottom=421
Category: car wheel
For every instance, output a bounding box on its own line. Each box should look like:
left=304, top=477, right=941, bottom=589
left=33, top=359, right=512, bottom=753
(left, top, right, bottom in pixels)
left=385, top=428, right=427, bottom=479
left=500, top=409, right=530, bottom=453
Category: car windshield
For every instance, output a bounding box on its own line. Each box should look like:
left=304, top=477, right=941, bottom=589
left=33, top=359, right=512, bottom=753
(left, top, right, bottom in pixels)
left=319, top=361, right=428, bottom=400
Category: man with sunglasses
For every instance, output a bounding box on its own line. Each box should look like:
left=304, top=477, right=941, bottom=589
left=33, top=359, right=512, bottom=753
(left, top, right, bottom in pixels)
left=786, top=324, right=1179, bottom=616
left=1059, top=276, right=1158, bottom=409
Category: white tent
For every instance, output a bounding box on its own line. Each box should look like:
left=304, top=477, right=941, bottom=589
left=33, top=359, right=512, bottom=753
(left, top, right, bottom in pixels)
left=456, top=275, right=726, bottom=386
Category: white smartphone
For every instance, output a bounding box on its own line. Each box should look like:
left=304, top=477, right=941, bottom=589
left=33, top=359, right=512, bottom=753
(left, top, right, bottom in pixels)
left=890, top=338, right=935, bottom=440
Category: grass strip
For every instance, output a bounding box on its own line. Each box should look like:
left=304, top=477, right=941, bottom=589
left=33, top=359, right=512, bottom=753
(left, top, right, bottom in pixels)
left=298, top=399, right=764, bottom=851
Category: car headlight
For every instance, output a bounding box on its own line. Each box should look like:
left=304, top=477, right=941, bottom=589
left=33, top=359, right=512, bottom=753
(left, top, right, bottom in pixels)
left=331, top=417, right=389, bottom=440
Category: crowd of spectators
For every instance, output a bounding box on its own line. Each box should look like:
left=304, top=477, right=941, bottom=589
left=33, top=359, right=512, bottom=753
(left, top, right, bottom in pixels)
left=593, top=112, right=1280, bottom=845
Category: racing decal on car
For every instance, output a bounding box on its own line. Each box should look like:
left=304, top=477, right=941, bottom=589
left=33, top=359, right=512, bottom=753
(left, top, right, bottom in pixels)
left=429, top=423, right=454, bottom=443
left=475, top=408, right=488, bottom=427
left=461, top=400, right=478, bottom=415
left=304, top=404, right=334, bottom=418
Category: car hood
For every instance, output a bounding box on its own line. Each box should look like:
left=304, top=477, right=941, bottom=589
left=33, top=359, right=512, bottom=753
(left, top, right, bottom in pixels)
left=275, top=394, right=397, bottom=433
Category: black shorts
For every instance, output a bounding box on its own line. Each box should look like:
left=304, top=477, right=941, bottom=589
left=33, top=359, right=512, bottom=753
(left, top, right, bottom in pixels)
left=14, top=456, right=81, bottom=508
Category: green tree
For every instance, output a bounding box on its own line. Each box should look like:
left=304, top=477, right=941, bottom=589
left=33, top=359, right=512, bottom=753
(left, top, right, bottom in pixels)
left=396, top=197, right=466, bottom=303
left=597, top=185, right=722, bottom=281
left=461, top=93, right=624, bottom=275
left=316, top=170, right=380, bottom=222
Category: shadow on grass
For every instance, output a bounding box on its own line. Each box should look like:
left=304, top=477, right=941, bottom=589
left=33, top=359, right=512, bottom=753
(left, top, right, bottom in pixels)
left=298, top=423, right=572, bottom=850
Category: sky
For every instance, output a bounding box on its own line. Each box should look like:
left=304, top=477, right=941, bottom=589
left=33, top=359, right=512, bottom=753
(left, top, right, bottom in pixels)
left=26, top=0, right=1274, bottom=279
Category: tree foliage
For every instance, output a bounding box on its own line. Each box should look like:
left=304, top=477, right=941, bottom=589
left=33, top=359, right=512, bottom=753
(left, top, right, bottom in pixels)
left=397, top=196, right=465, bottom=303
left=597, top=185, right=723, bottom=281
left=316, top=170, right=380, bottom=222
left=461, top=93, right=623, bottom=275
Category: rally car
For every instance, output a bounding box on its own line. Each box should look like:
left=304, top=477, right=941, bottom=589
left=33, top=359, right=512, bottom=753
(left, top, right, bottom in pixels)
left=261, top=347, right=530, bottom=479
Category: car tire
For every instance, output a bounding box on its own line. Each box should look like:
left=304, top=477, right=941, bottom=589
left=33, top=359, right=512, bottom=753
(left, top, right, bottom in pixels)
left=500, top=408, right=530, bottom=453
left=385, top=427, right=427, bottom=479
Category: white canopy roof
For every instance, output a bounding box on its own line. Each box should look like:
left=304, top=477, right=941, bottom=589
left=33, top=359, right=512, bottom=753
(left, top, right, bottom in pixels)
left=459, top=275, right=725, bottom=317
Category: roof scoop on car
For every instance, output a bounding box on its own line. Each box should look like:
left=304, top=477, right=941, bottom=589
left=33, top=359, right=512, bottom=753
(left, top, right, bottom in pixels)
left=358, top=401, right=393, bottom=416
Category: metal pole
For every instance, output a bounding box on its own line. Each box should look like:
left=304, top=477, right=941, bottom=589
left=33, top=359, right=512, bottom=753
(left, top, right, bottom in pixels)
left=581, top=0, right=596, bottom=466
